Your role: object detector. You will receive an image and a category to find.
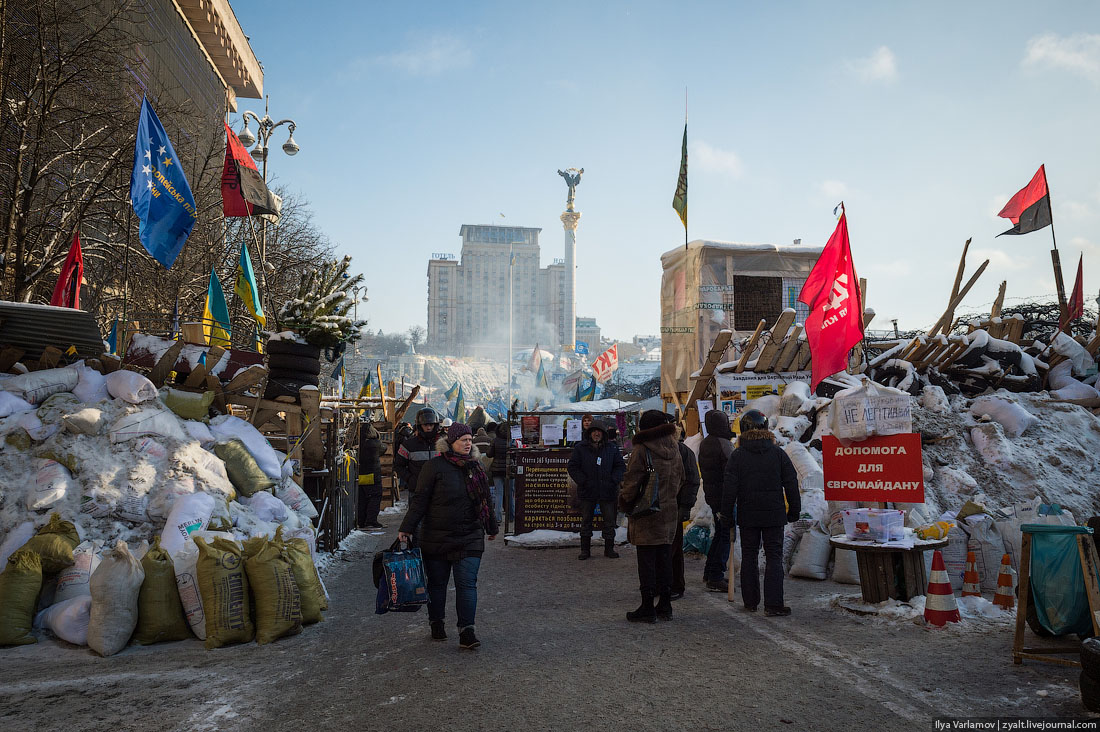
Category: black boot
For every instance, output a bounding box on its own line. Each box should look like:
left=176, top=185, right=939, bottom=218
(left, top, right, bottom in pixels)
left=603, top=536, right=619, bottom=558
left=459, top=626, right=480, bottom=649
left=430, top=621, right=447, bottom=641
left=655, top=593, right=673, bottom=621
left=626, top=592, right=656, bottom=623
left=578, top=536, right=591, bottom=560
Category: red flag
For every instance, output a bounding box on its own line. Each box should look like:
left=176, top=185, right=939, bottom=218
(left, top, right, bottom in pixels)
left=997, top=165, right=1052, bottom=237
left=221, top=122, right=279, bottom=218
left=591, top=344, right=619, bottom=383
left=798, top=212, right=864, bottom=392
left=49, top=232, right=83, bottom=309
left=1065, top=253, right=1084, bottom=325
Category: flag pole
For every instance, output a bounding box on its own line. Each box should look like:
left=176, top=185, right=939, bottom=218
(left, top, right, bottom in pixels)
left=684, top=87, right=688, bottom=251
left=1043, top=167, right=1070, bottom=323
left=122, top=204, right=132, bottom=355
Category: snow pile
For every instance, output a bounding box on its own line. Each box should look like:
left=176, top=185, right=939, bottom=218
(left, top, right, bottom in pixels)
left=825, top=593, right=1014, bottom=630
left=504, top=526, right=628, bottom=548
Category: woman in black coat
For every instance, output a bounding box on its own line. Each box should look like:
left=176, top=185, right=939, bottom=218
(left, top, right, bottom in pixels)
left=567, top=419, right=626, bottom=560
left=399, top=423, right=499, bottom=649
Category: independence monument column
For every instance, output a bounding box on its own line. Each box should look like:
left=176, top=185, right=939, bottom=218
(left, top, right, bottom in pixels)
left=557, top=167, right=583, bottom=352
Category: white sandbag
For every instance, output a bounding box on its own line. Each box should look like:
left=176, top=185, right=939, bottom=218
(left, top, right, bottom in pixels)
left=109, top=407, right=188, bottom=443
left=969, top=395, right=1037, bottom=438
left=941, top=524, right=970, bottom=591
left=2, top=366, right=79, bottom=404
left=829, top=378, right=912, bottom=439
left=105, top=370, right=157, bottom=404
left=783, top=442, right=823, bottom=484
left=54, top=540, right=101, bottom=604
left=0, top=521, right=36, bottom=568
left=18, top=412, right=60, bottom=441
left=209, top=415, right=281, bottom=480
left=87, top=541, right=145, bottom=656
left=159, top=492, right=216, bottom=557
left=745, top=394, right=781, bottom=423
left=970, top=423, right=1014, bottom=467
left=171, top=541, right=206, bottom=641
left=35, top=596, right=92, bottom=646
left=62, top=407, right=104, bottom=435
left=0, top=390, right=34, bottom=417
left=184, top=420, right=215, bottom=449
left=229, top=500, right=279, bottom=539
left=134, top=436, right=168, bottom=460
left=147, top=476, right=197, bottom=522
left=920, top=385, right=950, bottom=413
left=246, top=491, right=289, bottom=524
left=779, top=381, right=812, bottom=417
left=72, top=364, right=109, bottom=404
left=965, top=515, right=1007, bottom=591
left=782, top=530, right=801, bottom=574
left=276, top=477, right=318, bottom=519
left=831, top=548, right=861, bottom=585
left=1052, top=332, right=1093, bottom=375
left=789, top=524, right=831, bottom=580
left=27, top=459, right=75, bottom=511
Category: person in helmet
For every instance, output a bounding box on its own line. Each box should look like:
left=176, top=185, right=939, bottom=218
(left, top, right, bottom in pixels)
left=396, top=407, right=443, bottom=494
left=720, top=409, right=800, bottom=616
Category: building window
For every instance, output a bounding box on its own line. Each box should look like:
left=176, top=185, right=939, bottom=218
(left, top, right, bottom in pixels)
left=733, top=276, right=783, bottom=330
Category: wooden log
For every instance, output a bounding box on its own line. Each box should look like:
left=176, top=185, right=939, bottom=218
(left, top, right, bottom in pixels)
left=393, top=385, right=421, bottom=424
left=990, top=281, right=1007, bottom=319
left=299, top=388, right=325, bottom=467
left=753, top=311, right=796, bottom=373
left=1004, top=317, right=1026, bottom=344
left=934, top=238, right=971, bottom=338
left=38, top=346, right=62, bottom=370
left=0, top=346, right=25, bottom=373
left=795, top=341, right=812, bottom=371
left=734, top=320, right=767, bottom=373
left=774, top=325, right=804, bottom=372
left=222, top=364, right=268, bottom=396
left=929, top=258, right=990, bottom=338
left=148, top=340, right=186, bottom=387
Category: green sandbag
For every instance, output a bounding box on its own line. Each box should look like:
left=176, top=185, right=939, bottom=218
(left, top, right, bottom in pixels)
left=0, top=550, right=42, bottom=646
left=214, top=440, right=275, bottom=497
left=22, top=513, right=78, bottom=574
left=162, top=388, right=214, bottom=421
left=134, top=536, right=192, bottom=645
left=281, top=535, right=326, bottom=624
left=195, top=536, right=253, bottom=649
left=243, top=538, right=302, bottom=645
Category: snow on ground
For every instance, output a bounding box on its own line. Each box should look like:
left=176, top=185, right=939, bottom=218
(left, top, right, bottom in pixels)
left=824, top=592, right=1015, bottom=631
left=504, top=526, right=628, bottom=548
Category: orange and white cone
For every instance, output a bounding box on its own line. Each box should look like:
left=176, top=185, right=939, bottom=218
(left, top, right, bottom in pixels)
left=961, top=551, right=982, bottom=597
left=993, top=553, right=1016, bottom=611
left=924, top=550, right=961, bottom=626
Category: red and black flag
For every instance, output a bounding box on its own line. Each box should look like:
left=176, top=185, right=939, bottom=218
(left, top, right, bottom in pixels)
left=49, top=232, right=83, bottom=309
left=997, top=165, right=1051, bottom=237
left=221, top=122, right=280, bottom=219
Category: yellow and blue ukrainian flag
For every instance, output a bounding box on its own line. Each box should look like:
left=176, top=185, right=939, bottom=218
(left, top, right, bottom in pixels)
left=202, top=268, right=232, bottom=348
left=234, top=242, right=265, bottom=328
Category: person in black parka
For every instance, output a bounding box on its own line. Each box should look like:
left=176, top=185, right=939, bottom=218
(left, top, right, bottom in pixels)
left=486, top=422, right=512, bottom=521
left=720, top=409, right=800, bottom=616
left=567, top=419, right=627, bottom=560
left=670, top=415, right=700, bottom=599
left=698, top=408, right=735, bottom=592
left=357, top=420, right=384, bottom=529
left=399, top=423, right=499, bottom=650
left=396, top=408, right=442, bottom=497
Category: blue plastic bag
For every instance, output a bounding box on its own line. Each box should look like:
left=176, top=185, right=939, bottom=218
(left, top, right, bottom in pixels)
left=683, top=524, right=712, bottom=555
left=375, top=545, right=429, bottom=615
left=1024, top=524, right=1096, bottom=636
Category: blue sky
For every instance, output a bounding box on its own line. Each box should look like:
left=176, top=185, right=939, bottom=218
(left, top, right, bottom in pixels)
left=234, top=1, right=1100, bottom=340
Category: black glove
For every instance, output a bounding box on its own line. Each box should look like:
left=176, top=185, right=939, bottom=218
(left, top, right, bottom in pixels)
left=678, top=506, right=692, bottom=523
left=786, top=512, right=799, bottom=524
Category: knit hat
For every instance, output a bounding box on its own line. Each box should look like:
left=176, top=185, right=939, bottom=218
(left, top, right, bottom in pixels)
left=446, top=422, right=473, bottom=444
left=639, top=409, right=667, bottom=431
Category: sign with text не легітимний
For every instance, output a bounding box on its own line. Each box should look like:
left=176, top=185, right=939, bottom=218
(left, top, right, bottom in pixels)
left=513, top=449, right=603, bottom=534
left=823, top=433, right=924, bottom=503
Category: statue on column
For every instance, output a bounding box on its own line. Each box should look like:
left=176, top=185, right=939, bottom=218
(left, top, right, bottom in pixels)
left=557, top=168, right=584, bottom=212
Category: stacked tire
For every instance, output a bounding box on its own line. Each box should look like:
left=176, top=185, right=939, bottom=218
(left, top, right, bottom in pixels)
left=265, top=340, right=321, bottom=402
left=1080, top=638, right=1100, bottom=711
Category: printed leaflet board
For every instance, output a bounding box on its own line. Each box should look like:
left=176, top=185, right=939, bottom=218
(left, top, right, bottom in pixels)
left=714, top=371, right=811, bottom=415
left=513, top=449, right=603, bottom=534
left=822, top=433, right=924, bottom=503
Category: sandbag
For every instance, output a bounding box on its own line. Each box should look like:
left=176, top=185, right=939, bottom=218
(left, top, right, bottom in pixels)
left=147, top=476, right=197, bottom=522
left=0, top=550, right=42, bottom=646
left=247, top=490, right=289, bottom=524
left=134, top=537, right=191, bottom=644
left=28, top=459, right=76, bottom=511
left=941, top=524, right=970, bottom=591
left=105, top=370, right=157, bottom=404
left=54, top=540, right=101, bottom=604
left=195, top=536, right=254, bottom=648
left=783, top=442, right=823, bottom=491
left=275, top=478, right=318, bottom=519
left=243, top=537, right=302, bottom=644
left=62, top=407, right=104, bottom=435
left=160, top=491, right=216, bottom=557
left=0, top=390, right=34, bottom=417
left=22, top=513, right=79, bottom=574
left=779, top=381, right=811, bottom=417
left=832, top=547, right=861, bottom=585
left=215, top=439, right=276, bottom=496
left=0, top=521, right=36, bottom=569
left=282, top=533, right=326, bottom=623
left=87, top=541, right=144, bottom=656
left=17, top=412, right=59, bottom=441
left=2, top=366, right=79, bottom=405
left=965, top=515, right=1007, bottom=591
left=109, top=407, right=188, bottom=443
left=789, top=524, right=831, bottom=580
left=969, top=395, right=1037, bottom=438
left=184, top=420, right=216, bottom=449
left=229, top=500, right=279, bottom=540
left=72, top=364, right=109, bottom=404
left=172, top=541, right=206, bottom=641
left=162, top=388, right=214, bottom=421
left=34, top=595, right=91, bottom=646
left=209, top=415, right=282, bottom=480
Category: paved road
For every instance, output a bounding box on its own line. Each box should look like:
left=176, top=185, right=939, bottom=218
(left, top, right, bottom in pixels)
left=0, top=526, right=1090, bottom=732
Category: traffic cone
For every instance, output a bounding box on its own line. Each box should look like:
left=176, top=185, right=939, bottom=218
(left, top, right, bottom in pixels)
left=924, top=550, right=961, bottom=626
left=993, top=553, right=1015, bottom=611
left=961, top=551, right=982, bottom=597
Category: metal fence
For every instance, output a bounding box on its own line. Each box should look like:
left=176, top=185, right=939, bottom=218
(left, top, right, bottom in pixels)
left=316, top=451, right=359, bottom=553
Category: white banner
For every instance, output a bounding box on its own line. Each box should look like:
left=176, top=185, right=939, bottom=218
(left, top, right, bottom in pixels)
left=714, top=371, right=811, bottom=414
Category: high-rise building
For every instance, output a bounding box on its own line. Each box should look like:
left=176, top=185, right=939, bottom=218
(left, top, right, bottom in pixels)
left=427, top=224, right=577, bottom=358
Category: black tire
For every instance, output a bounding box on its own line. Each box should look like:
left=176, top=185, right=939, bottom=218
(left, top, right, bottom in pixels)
left=1082, top=639, right=1100, bottom=680
left=267, top=340, right=321, bottom=359
left=267, top=354, right=321, bottom=375
left=264, top=378, right=313, bottom=401
left=1081, top=671, right=1100, bottom=712
left=267, top=369, right=319, bottom=386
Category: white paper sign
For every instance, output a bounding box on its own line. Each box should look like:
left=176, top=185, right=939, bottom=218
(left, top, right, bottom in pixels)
left=565, top=419, right=582, bottom=442
left=697, top=400, right=714, bottom=438
left=510, top=425, right=522, bottom=440
left=541, top=423, right=564, bottom=445
left=831, top=383, right=912, bottom=439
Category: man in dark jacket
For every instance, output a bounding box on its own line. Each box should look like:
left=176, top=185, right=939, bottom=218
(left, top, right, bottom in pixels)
left=486, top=422, right=512, bottom=521
left=720, top=409, right=800, bottom=616
left=670, top=415, right=699, bottom=599
left=396, top=408, right=442, bottom=496
left=567, top=419, right=626, bottom=560
left=392, top=421, right=414, bottom=494
left=357, top=420, right=384, bottom=529
left=698, top=409, right=735, bottom=592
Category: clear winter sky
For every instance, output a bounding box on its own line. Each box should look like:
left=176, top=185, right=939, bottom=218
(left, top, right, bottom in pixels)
left=234, top=1, right=1100, bottom=341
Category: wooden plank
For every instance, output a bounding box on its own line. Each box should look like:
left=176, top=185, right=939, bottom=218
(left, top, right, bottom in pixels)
left=225, top=394, right=301, bottom=415
left=285, top=406, right=304, bottom=481
left=148, top=340, right=186, bottom=387
left=915, top=338, right=952, bottom=371
left=1013, top=533, right=1032, bottom=665
left=753, top=311, right=796, bottom=373
left=734, top=320, right=767, bottom=373
left=928, top=259, right=991, bottom=339
left=1077, top=535, right=1100, bottom=637
left=38, top=346, right=62, bottom=370
left=377, top=363, right=391, bottom=424
left=795, top=341, right=812, bottom=371
left=183, top=345, right=226, bottom=388
left=990, top=280, right=1007, bottom=319
left=223, top=364, right=268, bottom=396
left=393, top=385, right=421, bottom=424
left=0, top=346, right=25, bottom=373
left=205, top=372, right=226, bottom=414
left=181, top=322, right=205, bottom=345
left=934, top=237, right=971, bottom=338
left=686, top=329, right=734, bottom=407
left=299, top=388, right=325, bottom=467
left=774, top=325, right=804, bottom=372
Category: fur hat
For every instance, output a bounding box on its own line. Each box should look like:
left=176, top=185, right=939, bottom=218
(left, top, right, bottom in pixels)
left=639, top=409, right=668, bottom=431
left=446, top=422, right=472, bottom=444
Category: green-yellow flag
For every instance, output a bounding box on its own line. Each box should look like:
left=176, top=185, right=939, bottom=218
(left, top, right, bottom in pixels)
left=672, top=123, right=688, bottom=230
left=234, top=243, right=266, bottom=328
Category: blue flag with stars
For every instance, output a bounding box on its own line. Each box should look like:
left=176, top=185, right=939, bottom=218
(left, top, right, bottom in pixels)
left=129, top=97, right=197, bottom=269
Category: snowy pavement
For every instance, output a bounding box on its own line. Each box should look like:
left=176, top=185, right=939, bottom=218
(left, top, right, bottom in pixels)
left=0, top=527, right=1093, bottom=731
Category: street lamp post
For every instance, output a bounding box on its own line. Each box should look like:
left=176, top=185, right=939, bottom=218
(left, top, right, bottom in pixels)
left=508, top=240, right=513, bottom=412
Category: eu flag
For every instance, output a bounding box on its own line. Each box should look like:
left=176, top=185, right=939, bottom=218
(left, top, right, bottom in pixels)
left=129, top=97, right=197, bottom=268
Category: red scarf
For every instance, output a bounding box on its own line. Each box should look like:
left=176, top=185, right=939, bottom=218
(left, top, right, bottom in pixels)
left=443, top=451, right=493, bottom=532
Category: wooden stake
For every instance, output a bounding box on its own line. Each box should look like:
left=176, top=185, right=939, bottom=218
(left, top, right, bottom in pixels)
left=927, top=259, right=991, bottom=338
left=991, top=281, right=1007, bottom=319
left=734, top=320, right=767, bottom=373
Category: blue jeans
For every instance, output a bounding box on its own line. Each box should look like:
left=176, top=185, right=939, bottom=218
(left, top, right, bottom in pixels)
left=704, top=513, right=733, bottom=582
left=424, top=556, right=481, bottom=628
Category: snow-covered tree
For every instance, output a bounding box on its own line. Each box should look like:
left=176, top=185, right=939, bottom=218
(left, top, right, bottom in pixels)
left=277, top=256, right=367, bottom=348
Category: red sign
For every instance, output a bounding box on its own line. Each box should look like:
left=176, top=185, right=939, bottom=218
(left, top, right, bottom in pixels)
left=823, top=433, right=924, bottom=503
